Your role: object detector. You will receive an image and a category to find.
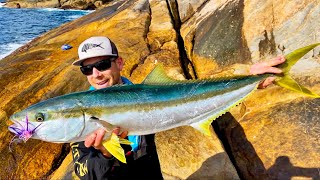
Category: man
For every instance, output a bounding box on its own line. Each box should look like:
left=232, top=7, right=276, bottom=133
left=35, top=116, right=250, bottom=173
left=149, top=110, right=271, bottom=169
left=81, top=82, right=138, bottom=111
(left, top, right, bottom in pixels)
left=71, top=36, right=163, bottom=180
left=71, top=36, right=285, bottom=180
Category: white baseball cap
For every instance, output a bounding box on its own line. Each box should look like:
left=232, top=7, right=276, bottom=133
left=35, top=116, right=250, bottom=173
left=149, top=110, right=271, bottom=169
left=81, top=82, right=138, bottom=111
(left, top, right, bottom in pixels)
left=73, top=36, right=118, bottom=66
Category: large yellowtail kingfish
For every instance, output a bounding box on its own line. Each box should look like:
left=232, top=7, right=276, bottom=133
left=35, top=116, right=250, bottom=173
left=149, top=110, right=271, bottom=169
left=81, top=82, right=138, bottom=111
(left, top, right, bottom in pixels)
left=8, top=43, right=320, bottom=163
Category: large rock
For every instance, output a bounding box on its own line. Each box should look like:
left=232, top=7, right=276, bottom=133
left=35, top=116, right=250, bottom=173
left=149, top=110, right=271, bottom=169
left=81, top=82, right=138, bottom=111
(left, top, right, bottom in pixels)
left=179, top=0, right=320, bottom=179
left=156, top=126, right=238, bottom=179
left=180, top=0, right=252, bottom=79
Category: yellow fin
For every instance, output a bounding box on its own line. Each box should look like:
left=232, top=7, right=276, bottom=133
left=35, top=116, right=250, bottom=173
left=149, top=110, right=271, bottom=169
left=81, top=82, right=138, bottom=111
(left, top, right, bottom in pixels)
left=102, top=133, right=132, bottom=164
left=275, top=76, right=320, bottom=98
left=190, top=118, right=213, bottom=136
left=276, top=43, right=320, bottom=98
left=278, top=43, right=320, bottom=73
left=142, top=64, right=179, bottom=84
left=119, top=138, right=133, bottom=145
left=190, top=83, right=259, bottom=136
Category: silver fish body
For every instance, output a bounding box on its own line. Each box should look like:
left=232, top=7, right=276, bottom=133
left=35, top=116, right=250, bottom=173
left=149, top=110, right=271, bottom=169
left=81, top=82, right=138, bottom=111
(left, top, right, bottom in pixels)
left=9, top=74, right=265, bottom=143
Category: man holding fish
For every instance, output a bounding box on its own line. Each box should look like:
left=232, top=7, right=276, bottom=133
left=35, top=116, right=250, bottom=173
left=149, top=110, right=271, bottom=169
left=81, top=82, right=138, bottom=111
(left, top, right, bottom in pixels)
left=71, top=36, right=164, bottom=179
left=70, top=36, right=285, bottom=179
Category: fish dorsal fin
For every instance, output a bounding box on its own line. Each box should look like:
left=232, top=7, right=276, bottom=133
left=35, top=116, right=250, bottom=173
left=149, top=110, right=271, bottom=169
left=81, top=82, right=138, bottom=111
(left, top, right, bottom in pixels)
left=142, top=64, right=179, bottom=85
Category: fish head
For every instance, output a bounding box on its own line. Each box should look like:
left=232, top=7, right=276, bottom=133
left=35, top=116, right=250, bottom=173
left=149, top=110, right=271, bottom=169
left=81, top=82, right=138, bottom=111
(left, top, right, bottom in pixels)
left=8, top=97, right=86, bottom=143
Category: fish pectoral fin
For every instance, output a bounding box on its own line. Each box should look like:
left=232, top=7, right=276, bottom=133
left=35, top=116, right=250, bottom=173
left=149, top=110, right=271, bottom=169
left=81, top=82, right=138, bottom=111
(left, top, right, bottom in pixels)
left=102, top=133, right=132, bottom=164
left=119, top=138, right=133, bottom=145
left=190, top=118, right=214, bottom=136
left=88, top=117, right=115, bottom=131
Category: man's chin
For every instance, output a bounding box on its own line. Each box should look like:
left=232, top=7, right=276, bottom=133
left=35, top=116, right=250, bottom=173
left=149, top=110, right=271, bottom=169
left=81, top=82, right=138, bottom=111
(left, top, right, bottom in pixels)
left=95, top=82, right=111, bottom=89
left=97, top=84, right=109, bottom=89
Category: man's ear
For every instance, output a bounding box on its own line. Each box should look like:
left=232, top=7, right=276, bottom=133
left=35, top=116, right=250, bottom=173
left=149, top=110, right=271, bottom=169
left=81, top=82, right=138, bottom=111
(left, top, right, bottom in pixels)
left=116, top=57, right=124, bottom=70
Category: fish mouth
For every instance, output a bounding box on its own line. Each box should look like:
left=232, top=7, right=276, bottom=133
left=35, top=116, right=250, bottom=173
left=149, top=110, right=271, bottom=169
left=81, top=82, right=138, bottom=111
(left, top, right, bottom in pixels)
left=9, top=119, right=37, bottom=128
left=8, top=119, right=27, bottom=130
left=8, top=120, right=21, bottom=134
left=8, top=117, right=42, bottom=138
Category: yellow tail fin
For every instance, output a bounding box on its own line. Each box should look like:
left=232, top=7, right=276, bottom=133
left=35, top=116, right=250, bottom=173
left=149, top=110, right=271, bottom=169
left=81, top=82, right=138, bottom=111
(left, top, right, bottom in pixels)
left=102, top=133, right=132, bottom=163
left=275, top=43, right=320, bottom=98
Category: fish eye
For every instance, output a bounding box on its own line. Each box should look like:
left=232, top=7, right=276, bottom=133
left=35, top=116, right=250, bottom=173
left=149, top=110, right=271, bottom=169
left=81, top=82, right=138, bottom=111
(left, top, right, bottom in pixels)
left=35, top=113, right=45, bottom=122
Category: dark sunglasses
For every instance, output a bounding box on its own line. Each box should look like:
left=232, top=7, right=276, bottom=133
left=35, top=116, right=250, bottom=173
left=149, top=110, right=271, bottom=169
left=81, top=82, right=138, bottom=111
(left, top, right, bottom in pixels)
left=80, top=57, right=118, bottom=75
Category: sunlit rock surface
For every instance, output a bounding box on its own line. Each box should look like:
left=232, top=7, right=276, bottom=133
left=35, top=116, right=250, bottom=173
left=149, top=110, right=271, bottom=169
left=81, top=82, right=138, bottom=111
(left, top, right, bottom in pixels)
left=0, top=0, right=319, bottom=179
left=156, top=126, right=239, bottom=179
left=130, top=0, right=185, bottom=83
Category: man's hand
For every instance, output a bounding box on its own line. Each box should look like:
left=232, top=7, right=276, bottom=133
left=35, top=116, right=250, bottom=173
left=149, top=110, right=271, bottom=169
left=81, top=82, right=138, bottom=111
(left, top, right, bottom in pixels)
left=250, top=56, right=286, bottom=89
left=84, top=127, right=128, bottom=158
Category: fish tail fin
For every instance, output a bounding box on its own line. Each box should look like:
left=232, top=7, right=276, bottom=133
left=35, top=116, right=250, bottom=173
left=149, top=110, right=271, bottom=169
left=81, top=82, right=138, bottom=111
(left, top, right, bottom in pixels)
left=275, top=43, right=320, bottom=98
left=275, top=76, right=320, bottom=98
left=102, top=133, right=133, bottom=164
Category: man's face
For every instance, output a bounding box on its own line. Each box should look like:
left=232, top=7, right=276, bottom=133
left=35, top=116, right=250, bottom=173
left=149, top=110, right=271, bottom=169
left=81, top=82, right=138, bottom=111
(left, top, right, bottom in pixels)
left=82, top=56, right=124, bottom=89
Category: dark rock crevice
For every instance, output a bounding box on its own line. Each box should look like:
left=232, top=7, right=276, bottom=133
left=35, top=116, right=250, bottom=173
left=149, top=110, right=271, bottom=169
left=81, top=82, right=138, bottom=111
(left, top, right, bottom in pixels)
left=166, top=0, right=197, bottom=80
left=212, top=112, right=269, bottom=180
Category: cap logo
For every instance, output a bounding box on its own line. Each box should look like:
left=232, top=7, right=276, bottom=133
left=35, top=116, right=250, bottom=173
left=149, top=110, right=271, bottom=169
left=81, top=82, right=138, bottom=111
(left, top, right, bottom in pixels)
left=81, top=42, right=104, bottom=53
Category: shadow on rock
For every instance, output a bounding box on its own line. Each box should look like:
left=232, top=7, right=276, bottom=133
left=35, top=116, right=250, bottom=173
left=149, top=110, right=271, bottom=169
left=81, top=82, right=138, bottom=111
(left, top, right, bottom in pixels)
left=187, top=152, right=240, bottom=180
left=267, top=156, right=320, bottom=180
left=209, top=112, right=320, bottom=180
left=212, top=112, right=267, bottom=180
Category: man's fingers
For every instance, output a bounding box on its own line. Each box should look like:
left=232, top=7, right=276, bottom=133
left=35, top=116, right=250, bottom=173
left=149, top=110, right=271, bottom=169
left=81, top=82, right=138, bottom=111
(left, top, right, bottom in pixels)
left=119, top=131, right=128, bottom=139
left=84, top=132, right=96, bottom=148
left=85, top=127, right=127, bottom=149
left=267, top=56, right=286, bottom=67
left=263, top=66, right=283, bottom=74
left=250, top=56, right=286, bottom=75
left=83, top=128, right=118, bottom=158
left=250, top=65, right=282, bottom=75
left=113, top=127, right=128, bottom=139
left=112, top=127, right=120, bottom=135
left=258, top=77, right=276, bottom=89
left=94, top=129, right=106, bottom=147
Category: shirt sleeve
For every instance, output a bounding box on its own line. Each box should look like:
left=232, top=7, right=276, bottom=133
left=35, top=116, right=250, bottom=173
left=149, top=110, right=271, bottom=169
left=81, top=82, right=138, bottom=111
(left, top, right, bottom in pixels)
left=70, top=141, right=115, bottom=180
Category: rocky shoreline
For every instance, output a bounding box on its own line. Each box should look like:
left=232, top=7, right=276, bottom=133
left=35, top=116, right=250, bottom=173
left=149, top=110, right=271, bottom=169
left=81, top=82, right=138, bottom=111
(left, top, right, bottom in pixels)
left=4, top=0, right=116, bottom=10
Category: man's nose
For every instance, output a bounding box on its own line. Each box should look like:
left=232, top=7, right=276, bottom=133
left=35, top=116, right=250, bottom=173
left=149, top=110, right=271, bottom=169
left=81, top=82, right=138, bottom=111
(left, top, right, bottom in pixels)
left=92, top=67, right=101, bottom=77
